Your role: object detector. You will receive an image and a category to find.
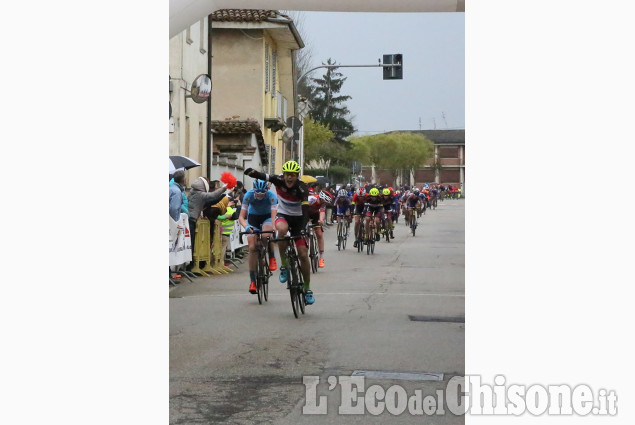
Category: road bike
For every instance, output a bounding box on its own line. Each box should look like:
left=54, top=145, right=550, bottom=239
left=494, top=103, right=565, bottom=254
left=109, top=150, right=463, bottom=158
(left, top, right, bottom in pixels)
left=365, top=217, right=377, bottom=255
left=271, top=233, right=307, bottom=318
left=354, top=215, right=364, bottom=253
left=335, top=214, right=350, bottom=251
left=410, top=211, right=418, bottom=237
left=380, top=214, right=391, bottom=243
left=239, top=229, right=275, bottom=304
left=306, top=223, right=320, bottom=273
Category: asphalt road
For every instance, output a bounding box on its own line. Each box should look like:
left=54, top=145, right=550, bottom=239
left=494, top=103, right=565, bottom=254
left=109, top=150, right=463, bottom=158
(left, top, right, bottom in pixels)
left=170, top=199, right=465, bottom=424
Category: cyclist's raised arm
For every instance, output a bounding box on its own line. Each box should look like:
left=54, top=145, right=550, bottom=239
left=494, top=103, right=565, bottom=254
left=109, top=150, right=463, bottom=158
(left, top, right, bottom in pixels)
left=244, top=167, right=283, bottom=186
left=244, top=167, right=267, bottom=182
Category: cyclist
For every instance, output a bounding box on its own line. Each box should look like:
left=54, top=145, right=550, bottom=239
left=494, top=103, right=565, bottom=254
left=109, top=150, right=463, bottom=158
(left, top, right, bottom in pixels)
left=333, top=188, right=352, bottom=244
left=244, top=161, right=315, bottom=305
left=363, top=187, right=384, bottom=244
left=405, top=188, right=421, bottom=225
left=307, top=189, right=334, bottom=268
left=380, top=187, right=395, bottom=239
left=351, top=186, right=366, bottom=248
left=430, top=185, right=438, bottom=208
left=238, top=179, right=277, bottom=295
left=393, top=190, right=401, bottom=224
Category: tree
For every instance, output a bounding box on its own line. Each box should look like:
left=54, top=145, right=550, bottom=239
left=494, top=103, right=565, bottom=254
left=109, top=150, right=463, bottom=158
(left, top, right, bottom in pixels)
left=306, top=59, right=355, bottom=141
left=303, top=117, right=339, bottom=162
left=282, top=10, right=315, bottom=99
left=349, top=132, right=434, bottom=185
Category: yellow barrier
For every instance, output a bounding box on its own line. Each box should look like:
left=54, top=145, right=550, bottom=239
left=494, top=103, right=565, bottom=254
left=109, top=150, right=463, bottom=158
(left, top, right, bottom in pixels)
left=212, top=220, right=233, bottom=274
left=191, top=218, right=216, bottom=276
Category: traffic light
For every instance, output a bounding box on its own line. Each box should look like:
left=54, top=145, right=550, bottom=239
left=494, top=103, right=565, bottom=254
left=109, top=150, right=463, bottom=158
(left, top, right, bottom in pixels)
left=383, top=54, right=403, bottom=80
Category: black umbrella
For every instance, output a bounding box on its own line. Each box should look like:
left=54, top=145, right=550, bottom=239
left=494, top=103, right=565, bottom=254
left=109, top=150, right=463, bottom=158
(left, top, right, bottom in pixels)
left=169, top=156, right=200, bottom=174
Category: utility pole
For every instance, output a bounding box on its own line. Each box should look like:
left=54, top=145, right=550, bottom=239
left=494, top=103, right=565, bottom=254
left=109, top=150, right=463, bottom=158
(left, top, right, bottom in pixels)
left=296, top=57, right=404, bottom=87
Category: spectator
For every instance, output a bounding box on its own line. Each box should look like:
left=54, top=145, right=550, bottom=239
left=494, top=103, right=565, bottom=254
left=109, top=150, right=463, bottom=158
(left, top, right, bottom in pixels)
left=233, top=180, right=246, bottom=203
left=169, top=170, right=186, bottom=221
left=170, top=174, right=188, bottom=216
left=187, top=176, right=228, bottom=260
left=217, top=196, right=239, bottom=266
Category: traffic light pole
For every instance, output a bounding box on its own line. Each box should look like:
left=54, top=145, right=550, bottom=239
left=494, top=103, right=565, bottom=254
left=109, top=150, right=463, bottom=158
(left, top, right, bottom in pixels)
left=292, top=61, right=401, bottom=165
left=297, top=63, right=401, bottom=86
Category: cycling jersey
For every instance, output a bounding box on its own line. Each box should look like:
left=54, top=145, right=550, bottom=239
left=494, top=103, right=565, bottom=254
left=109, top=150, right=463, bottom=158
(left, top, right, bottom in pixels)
left=248, top=171, right=308, bottom=217
left=307, top=193, right=327, bottom=216
left=241, top=189, right=277, bottom=215
left=406, top=194, right=420, bottom=208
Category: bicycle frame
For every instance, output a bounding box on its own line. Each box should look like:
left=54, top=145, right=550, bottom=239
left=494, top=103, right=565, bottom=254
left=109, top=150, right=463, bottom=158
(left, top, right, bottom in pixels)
left=270, top=233, right=307, bottom=318
left=239, top=229, right=276, bottom=304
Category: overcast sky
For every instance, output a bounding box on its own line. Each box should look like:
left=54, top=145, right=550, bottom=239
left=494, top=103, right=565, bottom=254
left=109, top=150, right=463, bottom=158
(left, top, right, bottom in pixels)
left=290, top=11, right=465, bottom=135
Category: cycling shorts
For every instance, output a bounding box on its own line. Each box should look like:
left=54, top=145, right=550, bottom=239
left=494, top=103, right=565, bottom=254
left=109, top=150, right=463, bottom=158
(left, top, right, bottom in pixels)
left=364, top=205, right=384, bottom=217
left=275, top=214, right=307, bottom=248
left=336, top=205, right=351, bottom=215
left=247, top=213, right=273, bottom=230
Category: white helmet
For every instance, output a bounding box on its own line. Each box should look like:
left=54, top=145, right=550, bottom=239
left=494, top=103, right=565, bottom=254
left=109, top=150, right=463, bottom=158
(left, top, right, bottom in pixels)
left=338, top=189, right=348, bottom=197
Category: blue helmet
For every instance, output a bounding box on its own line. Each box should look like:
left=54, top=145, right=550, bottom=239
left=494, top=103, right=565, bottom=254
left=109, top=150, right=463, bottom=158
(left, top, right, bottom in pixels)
left=253, top=179, right=268, bottom=192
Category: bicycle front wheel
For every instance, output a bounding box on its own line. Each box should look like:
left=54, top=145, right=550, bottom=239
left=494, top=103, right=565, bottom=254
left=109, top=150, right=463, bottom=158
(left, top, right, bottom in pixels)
left=309, top=235, right=318, bottom=273
left=289, top=261, right=301, bottom=318
left=260, top=256, right=269, bottom=302
left=290, top=287, right=299, bottom=318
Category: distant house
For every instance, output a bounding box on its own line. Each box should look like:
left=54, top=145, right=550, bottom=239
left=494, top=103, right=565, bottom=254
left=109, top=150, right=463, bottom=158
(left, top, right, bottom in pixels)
left=360, top=129, right=465, bottom=189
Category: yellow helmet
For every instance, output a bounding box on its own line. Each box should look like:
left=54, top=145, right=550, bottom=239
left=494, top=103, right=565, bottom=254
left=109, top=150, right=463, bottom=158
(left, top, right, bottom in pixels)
left=382, top=188, right=391, bottom=196
left=281, top=160, right=301, bottom=173
left=369, top=188, right=379, bottom=196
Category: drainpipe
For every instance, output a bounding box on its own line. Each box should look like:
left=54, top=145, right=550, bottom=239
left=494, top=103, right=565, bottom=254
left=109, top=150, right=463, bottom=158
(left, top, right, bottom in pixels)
left=207, top=14, right=212, bottom=179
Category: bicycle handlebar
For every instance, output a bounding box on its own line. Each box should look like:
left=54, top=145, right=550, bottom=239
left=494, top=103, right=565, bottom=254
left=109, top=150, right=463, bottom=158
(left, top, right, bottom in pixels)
left=270, top=232, right=306, bottom=243
left=238, top=229, right=276, bottom=244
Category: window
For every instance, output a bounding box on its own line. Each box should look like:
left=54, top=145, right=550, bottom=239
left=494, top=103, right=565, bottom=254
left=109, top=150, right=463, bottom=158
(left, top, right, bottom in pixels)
left=271, top=49, right=277, bottom=97
left=186, top=25, right=193, bottom=45
left=199, top=122, right=204, bottom=164
left=185, top=116, right=191, bottom=158
left=271, top=147, right=276, bottom=174
left=264, top=43, right=269, bottom=93
left=199, top=19, right=206, bottom=54
left=439, top=147, right=459, bottom=158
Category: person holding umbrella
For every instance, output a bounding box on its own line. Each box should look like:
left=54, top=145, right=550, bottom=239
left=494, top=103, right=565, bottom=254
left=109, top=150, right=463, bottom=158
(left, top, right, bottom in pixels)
left=169, top=170, right=186, bottom=221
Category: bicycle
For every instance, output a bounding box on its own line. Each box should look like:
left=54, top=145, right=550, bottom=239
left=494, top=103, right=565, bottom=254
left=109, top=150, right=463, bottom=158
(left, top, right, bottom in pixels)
left=270, top=233, right=307, bottom=318
left=239, top=229, right=275, bottom=305
left=354, top=215, right=364, bottom=253
left=410, top=211, right=418, bottom=237
left=306, top=223, right=320, bottom=274
left=380, top=215, right=390, bottom=243
left=365, top=216, right=377, bottom=255
left=335, top=214, right=350, bottom=251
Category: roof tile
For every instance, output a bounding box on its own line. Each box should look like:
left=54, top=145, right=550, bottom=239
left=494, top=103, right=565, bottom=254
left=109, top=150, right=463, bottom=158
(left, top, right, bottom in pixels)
left=211, top=9, right=291, bottom=23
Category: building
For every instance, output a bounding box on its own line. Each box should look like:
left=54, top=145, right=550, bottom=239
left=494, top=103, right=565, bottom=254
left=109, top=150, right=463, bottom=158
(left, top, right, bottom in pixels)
left=210, top=9, right=304, bottom=177
left=169, top=17, right=210, bottom=185
left=360, top=129, right=465, bottom=190
left=168, top=9, right=305, bottom=186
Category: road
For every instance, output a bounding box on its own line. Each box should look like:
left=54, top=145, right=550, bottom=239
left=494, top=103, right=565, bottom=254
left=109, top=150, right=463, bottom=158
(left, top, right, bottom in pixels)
left=170, top=199, right=465, bottom=424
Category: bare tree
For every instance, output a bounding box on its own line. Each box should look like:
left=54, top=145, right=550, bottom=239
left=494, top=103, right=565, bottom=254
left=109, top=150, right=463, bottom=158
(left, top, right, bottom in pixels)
left=282, top=10, right=315, bottom=98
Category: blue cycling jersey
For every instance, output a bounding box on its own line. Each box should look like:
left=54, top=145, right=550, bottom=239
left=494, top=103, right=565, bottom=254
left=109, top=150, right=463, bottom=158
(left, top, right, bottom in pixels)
left=242, top=189, right=277, bottom=215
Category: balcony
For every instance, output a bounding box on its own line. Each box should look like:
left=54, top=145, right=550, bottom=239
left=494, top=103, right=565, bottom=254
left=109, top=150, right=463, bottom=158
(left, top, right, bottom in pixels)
left=264, top=92, right=287, bottom=132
